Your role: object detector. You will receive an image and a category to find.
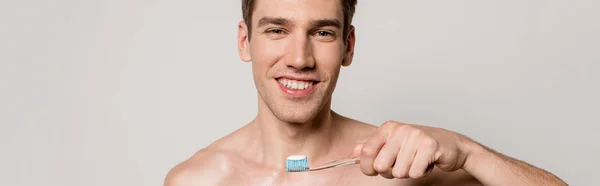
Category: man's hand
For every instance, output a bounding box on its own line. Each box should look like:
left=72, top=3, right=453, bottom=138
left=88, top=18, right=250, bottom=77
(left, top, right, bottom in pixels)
left=352, top=120, right=568, bottom=186
left=352, top=121, right=472, bottom=179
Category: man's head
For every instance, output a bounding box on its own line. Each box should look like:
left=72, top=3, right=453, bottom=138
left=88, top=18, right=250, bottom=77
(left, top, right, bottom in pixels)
left=237, top=0, right=357, bottom=124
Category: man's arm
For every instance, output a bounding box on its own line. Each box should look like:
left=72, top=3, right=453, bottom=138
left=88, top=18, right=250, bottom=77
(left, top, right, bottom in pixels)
left=463, top=141, right=568, bottom=186
left=354, top=121, right=567, bottom=185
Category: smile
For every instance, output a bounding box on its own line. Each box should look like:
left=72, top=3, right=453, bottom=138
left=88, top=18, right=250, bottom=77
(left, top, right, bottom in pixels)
left=277, top=78, right=315, bottom=90
left=276, top=77, right=320, bottom=97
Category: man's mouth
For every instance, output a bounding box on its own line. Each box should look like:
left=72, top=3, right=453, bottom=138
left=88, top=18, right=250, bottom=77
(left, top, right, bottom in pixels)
left=275, top=77, right=320, bottom=97
left=277, top=78, right=318, bottom=90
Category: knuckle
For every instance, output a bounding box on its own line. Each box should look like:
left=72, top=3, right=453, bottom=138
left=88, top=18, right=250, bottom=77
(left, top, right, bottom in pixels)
left=392, top=124, right=405, bottom=133
left=391, top=126, right=408, bottom=136
left=373, top=162, right=388, bottom=173
left=396, top=124, right=413, bottom=132
left=406, top=126, right=424, bottom=136
left=383, top=120, right=397, bottom=126
left=361, top=146, right=377, bottom=156
left=410, top=128, right=423, bottom=136
left=382, top=120, right=398, bottom=129
left=392, top=168, right=407, bottom=178
left=361, top=166, right=376, bottom=176
left=422, top=137, right=438, bottom=148
left=409, top=170, right=423, bottom=179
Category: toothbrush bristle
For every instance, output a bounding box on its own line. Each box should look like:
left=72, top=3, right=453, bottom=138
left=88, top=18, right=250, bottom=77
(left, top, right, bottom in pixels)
left=286, top=155, right=309, bottom=172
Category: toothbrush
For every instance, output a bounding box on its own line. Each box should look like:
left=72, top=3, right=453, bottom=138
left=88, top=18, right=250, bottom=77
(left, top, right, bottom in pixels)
left=286, top=155, right=360, bottom=172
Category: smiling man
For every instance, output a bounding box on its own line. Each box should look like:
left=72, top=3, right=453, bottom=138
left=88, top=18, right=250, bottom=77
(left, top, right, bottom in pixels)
left=164, top=0, right=567, bottom=185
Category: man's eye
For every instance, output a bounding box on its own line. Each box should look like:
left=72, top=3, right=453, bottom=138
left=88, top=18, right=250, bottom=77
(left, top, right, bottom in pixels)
left=266, top=29, right=285, bottom=34
left=315, top=31, right=334, bottom=37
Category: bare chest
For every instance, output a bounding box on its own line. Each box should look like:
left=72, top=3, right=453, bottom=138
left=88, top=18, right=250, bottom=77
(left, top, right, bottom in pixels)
left=219, top=166, right=423, bottom=186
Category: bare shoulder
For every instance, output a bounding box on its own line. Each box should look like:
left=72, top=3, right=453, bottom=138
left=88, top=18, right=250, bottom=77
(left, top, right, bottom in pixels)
left=164, top=148, right=235, bottom=186
left=164, top=124, right=253, bottom=186
left=333, top=113, right=378, bottom=138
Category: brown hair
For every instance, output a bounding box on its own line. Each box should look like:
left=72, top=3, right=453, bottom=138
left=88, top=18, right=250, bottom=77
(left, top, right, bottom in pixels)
left=242, top=0, right=357, bottom=41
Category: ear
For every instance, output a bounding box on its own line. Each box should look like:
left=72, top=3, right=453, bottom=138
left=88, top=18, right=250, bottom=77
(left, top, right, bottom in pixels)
left=238, top=21, right=252, bottom=62
left=341, top=25, right=356, bottom=67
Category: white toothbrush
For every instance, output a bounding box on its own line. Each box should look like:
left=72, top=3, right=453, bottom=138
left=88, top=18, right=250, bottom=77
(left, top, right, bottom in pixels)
left=286, top=155, right=360, bottom=172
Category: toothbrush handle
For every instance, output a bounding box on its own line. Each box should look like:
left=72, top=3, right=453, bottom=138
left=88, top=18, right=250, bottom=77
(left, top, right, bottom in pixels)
left=309, top=157, right=360, bottom=171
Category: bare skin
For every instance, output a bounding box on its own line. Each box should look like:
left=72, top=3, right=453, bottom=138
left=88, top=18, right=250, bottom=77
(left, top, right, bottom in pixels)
left=165, top=112, right=480, bottom=186
left=165, top=0, right=567, bottom=185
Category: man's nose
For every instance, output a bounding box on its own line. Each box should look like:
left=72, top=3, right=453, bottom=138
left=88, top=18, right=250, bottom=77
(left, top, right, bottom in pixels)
left=284, top=35, right=315, bottom=70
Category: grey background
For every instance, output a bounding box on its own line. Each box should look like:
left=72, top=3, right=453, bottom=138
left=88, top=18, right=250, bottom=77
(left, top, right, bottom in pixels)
left=1, top=0, right=598, bottom=185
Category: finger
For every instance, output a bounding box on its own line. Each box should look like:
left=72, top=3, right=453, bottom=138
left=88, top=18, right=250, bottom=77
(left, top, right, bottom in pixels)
left=392, top=129, right=421, bottom=179
left=359, top=129, right=388, bottom=176
left=373, top=128, right=406, bottom=175
left=352, top=143, right=363, bottom=158
left=408, top=138, right=438, bottom=179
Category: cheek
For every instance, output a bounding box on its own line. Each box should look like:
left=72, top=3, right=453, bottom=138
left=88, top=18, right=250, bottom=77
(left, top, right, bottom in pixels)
left=251, top=39, right=286, bottom=68
left=313, top=43, right=343, bottom=73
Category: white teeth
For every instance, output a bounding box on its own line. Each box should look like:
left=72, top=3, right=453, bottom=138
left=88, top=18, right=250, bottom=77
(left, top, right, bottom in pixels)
left=278, top=79, right=314, bottom=90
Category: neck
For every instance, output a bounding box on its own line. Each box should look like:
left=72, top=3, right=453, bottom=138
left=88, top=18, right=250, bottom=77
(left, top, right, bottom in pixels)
left=249, top=98, right=341, bottom=170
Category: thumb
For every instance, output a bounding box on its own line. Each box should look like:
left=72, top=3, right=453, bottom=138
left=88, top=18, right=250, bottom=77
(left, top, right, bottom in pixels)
left=352, top=143, right=364, bottom=157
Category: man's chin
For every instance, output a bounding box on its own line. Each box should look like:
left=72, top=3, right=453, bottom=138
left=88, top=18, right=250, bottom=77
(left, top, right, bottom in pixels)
left=272, top=110, right=322, bottom=124
left=261, top=91, right=330, bottom=124
left=274, top=114, right=313, bottom=124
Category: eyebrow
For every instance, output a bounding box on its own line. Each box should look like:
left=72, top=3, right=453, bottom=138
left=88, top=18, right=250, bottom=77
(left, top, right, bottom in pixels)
left=256, top=16, right=342, bottom=29
left=257, top=17, right=293, bottom=27
left=308, top=19, right=341, bottom=29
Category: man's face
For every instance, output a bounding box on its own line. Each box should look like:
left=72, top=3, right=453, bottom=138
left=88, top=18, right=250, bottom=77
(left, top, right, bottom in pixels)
left=238, top=0, right=355, bottom=123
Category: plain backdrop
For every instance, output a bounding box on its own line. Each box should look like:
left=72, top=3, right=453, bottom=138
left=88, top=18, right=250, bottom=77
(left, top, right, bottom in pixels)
left=1, top=0, right=599, bottom=185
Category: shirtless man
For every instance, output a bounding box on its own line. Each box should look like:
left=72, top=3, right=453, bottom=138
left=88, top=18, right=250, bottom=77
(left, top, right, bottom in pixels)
left=164, top=0, right=568, bottom=185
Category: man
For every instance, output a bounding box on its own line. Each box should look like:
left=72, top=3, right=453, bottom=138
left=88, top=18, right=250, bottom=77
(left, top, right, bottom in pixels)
left=165, top=0, right=567, bottom=185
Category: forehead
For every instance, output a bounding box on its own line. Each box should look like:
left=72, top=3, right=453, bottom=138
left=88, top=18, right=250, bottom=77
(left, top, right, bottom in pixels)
left=252, top=0, right=344, bottom=25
